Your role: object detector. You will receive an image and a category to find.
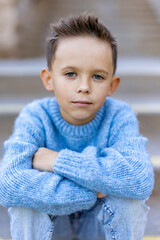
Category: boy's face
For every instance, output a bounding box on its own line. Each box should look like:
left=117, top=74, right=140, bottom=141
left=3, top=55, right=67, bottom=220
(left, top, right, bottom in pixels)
left=41, top=36, right=120, bottom=125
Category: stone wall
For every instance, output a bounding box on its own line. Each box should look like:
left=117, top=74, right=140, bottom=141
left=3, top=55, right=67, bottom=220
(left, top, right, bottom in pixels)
left=0, top=0, right=54, bottom=58
left=0, top=0, right=18, bottom=57
left=15, top=0, right=55, bottom=57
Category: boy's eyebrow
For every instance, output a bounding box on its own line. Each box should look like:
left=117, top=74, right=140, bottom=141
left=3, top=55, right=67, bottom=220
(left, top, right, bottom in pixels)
left=61, top=66, right=109, bottom=75
left=94, top=69, right=109, bottom=75
left=61, top=66, right=78, bottom=71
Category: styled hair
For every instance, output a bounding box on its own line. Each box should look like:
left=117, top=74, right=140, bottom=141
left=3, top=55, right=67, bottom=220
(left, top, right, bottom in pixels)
left=46, top=13, right=117, bottom=75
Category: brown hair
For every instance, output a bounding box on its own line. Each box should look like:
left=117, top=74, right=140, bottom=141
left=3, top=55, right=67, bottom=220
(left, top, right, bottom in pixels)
left=46, top=13, right=117, bottom=75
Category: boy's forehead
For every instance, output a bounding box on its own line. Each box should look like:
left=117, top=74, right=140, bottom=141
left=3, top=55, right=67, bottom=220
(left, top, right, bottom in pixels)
left=56, top=36, right=112, bottom=53
left=53, top=36, right=113, bottom=68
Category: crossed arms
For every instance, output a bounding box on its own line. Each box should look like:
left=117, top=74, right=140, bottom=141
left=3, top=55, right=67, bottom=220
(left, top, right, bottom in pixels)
left=0, top=103, right=154, bottom=216
left=33, top=147, right=106, bottom=199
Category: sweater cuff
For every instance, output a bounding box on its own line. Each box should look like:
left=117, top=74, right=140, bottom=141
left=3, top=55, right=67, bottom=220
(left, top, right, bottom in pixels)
left=53, top=148, right=98, bottom=199
left=53, top=149, right=84, bottom=177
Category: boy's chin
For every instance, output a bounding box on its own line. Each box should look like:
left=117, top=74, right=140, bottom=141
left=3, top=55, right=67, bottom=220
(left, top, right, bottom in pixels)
left=67, top=115, right=96, bottom=125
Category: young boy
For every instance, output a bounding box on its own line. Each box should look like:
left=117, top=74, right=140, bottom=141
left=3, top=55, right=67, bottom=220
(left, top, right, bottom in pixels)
left=0, top=13, right=154, bottom=240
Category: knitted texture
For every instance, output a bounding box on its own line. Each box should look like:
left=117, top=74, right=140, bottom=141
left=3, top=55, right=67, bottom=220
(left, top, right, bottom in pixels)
left=0, top=97, right=154, bottom=215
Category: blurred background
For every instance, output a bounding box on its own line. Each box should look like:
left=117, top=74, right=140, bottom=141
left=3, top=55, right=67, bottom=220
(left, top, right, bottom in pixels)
left=0, top=0, right=160, bottom=238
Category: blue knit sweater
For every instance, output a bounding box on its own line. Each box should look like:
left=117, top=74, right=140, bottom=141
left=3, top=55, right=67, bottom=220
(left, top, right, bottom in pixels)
left=0, top=97, right=154, bottom=216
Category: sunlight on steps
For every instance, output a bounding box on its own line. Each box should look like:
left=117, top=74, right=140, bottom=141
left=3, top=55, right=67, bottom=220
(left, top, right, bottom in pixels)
left=144, top=237, right=160, bottom=240
left=143, top=236, right=160, bottom=240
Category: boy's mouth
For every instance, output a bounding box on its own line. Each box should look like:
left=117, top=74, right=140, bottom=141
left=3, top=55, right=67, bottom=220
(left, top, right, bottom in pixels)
left=72, top=100, right=92, bottom=107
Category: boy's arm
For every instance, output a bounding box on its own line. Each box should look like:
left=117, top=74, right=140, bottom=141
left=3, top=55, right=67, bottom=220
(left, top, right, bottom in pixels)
left=33, top=147, right=106, bottom=199
left=53, top=105, right=154, bottom=200
left=0, top=107, right=97, bottom=215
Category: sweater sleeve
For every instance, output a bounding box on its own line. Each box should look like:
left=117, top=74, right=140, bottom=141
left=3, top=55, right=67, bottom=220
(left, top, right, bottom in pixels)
left=0, top=106, right=97, bottom=215
left=54, top=105, right=154, bottom=200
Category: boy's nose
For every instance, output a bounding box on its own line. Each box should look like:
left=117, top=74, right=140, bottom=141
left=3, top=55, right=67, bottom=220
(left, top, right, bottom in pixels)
left=76, top=79, right=91, bottom=94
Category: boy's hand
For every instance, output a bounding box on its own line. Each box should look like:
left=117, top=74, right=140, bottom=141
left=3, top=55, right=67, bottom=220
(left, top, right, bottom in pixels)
left=97, top=193, right=107, bottom=198
left=33, top=147, right=58, bottom=172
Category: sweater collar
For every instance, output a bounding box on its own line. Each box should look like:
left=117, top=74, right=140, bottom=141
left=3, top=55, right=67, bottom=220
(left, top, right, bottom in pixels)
left=49, top=98, right=105, bottom=138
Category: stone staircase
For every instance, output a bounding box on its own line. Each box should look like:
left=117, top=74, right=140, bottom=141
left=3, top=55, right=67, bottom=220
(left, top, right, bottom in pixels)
left=51, top=0, right=160, bottom=57
left=0, top=0, right=160, bottom=238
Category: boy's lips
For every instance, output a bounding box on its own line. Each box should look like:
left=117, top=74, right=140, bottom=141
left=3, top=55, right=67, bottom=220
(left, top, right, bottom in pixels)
left=72, top=100, right=92, bottom=107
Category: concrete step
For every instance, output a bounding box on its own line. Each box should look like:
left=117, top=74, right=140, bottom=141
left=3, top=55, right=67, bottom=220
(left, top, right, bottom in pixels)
left=0, top=58, right=49, bottom=101
left=145, top=167, right=160, bottom=236
left=138, top=114, right=160, bottom=156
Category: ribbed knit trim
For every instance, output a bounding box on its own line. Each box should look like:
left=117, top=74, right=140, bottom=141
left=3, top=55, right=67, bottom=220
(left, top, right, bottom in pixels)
left=49, top=98, right=105, bottom=138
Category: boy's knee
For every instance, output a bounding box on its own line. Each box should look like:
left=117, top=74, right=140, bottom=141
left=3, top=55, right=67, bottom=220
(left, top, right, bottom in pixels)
left=103, top=195, right=149, bottom=211
left=97, top=196, right=149, bottom=225
left=8, top=207, right=53, bottom=239
left=96, top=196, right=149, bottom=240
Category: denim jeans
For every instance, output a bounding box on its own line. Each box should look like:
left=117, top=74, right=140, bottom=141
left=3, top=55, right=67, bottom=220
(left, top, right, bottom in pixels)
left=8, top=196, right=149, bottom=240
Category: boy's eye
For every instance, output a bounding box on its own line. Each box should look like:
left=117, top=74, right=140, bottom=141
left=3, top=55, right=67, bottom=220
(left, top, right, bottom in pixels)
left=93, top=74, right=104, bottom=80
left=65, top=72, right=76, bottom=78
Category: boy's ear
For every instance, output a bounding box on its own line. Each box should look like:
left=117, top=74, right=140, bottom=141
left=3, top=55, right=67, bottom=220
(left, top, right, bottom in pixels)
left=107, top=76, right=120, bottom=96
left=41, top=68, right=54, bottom=92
